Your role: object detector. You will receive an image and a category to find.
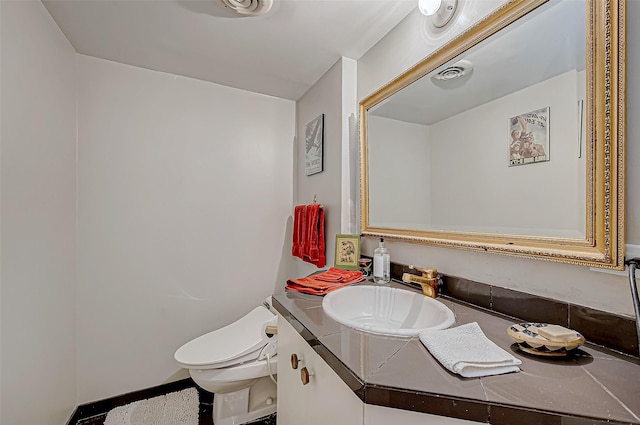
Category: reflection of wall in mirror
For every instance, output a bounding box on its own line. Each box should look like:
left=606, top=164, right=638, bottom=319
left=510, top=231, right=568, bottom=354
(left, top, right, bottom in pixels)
left=368, top=116, right=431, bottom=229
left=367, top=69, right=586, bottom=238
left=429, top=69, right=586, bottom=238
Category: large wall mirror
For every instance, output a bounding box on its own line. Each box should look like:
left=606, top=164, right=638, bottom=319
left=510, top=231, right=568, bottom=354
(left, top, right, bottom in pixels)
left=360, top=0, right=625, bottom=269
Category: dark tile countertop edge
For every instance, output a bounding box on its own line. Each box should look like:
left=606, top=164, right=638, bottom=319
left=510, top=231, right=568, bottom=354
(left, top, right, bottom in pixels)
left=272, top=284, right=640, bottom=425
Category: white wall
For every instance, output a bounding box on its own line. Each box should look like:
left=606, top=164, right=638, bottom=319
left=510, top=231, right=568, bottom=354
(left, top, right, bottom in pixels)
left=342, top=58, right=359, bottom=235
left=293, top=57, right=356, bottom=275
left=368, top=116, right=431, bottom=228
left=76, top=55, right=295, bottom=403
left=0, top=2, right=77, bottom=424
left=357, top=1, right=640, bottom=316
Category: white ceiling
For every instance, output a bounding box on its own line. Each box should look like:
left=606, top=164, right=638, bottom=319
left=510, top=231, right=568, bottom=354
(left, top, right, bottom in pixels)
left=43, top=0, right=417, bottom=100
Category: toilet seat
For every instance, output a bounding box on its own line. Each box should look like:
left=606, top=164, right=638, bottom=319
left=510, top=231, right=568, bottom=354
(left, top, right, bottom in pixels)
left=189, top=355, right=277, bottom=383
left=175, top=306, right=276, bottom=369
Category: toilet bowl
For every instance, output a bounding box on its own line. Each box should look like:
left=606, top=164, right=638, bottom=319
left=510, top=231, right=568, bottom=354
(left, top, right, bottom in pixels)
left=175, top=303, right=278, bottom=425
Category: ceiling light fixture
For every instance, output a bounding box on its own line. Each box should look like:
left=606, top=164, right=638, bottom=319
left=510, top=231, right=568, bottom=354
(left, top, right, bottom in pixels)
left=216, top=0, right=273, bottom=17
left=418, top=0, right=458, bottom=28
left=418, top=0, right=442, bottom=16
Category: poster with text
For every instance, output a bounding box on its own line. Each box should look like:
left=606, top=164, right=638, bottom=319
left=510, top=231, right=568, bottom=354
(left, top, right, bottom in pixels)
left=508, top=107, right=549, bottom=166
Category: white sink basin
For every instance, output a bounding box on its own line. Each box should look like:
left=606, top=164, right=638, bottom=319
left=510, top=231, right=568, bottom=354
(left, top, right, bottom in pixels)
left=322, top=285, right=455, bottom=337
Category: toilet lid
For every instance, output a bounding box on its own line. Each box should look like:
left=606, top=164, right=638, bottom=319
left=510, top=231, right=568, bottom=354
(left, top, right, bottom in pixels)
left=175, top=306, right=275, bottom=368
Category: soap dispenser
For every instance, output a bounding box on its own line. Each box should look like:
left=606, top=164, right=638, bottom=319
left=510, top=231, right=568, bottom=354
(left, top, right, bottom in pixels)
left=373, top=238, right=391, bottom=284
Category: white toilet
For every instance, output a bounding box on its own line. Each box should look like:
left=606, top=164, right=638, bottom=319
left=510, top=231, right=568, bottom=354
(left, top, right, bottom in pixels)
left=175, top=302, right=278, bottom=425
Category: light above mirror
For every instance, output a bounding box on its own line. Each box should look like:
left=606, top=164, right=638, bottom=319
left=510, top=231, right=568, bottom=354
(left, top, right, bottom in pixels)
left=418, top=0, right=458, bottom=27
left=359, top=0, right=625, bottom=269
left=418, top=0, right=442, bottom=16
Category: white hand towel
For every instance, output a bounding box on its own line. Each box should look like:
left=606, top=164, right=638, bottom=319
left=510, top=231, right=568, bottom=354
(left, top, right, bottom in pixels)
left=419, top=322, right=521, bottom=378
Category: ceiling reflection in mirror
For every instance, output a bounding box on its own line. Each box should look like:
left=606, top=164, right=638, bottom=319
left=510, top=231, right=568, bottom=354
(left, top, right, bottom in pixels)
left=360, top=0, right=625, bottom=269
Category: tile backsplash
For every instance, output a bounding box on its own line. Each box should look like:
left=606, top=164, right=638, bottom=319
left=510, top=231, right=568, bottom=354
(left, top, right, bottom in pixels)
left=389, top=261, right=639, bottom=357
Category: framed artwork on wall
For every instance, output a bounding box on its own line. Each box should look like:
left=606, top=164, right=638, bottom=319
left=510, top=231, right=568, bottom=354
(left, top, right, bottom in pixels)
left=305, top=114, right=324, bottom=175
left=508, top=107, right=550, bottom=166
left=334, top=234, right=360, bottom=270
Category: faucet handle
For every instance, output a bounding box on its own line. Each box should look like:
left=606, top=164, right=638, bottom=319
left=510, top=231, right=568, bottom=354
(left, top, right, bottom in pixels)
left=409, top=265, right=438, bottom=278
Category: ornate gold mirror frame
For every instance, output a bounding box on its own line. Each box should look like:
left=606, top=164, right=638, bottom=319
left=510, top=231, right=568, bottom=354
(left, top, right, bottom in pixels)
left=359, top=0, right=625, bottom=269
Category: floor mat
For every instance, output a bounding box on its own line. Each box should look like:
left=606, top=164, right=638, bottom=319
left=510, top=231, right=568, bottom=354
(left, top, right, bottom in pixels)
left=104, top=387, right=199, bottom=425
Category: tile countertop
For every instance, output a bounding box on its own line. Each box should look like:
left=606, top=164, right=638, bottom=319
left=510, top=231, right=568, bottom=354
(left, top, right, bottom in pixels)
left=272, top=281, right=640, bottom=425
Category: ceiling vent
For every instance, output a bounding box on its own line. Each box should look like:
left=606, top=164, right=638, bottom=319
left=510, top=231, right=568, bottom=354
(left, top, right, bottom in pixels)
left=431, top=60, right=473, bottom=82
left=215, top=0, right=274, bottom=17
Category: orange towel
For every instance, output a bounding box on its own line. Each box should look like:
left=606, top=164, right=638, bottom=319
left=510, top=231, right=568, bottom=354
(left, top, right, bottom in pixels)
left=286, top=268, right=365, bottom=295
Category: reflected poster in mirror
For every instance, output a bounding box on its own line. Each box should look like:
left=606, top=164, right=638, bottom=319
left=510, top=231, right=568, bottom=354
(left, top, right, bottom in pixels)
left=508, top=107, right=549, bottom=166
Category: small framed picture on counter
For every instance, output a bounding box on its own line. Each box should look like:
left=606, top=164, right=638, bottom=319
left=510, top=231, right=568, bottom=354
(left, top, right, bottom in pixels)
left=334, top=234, right=360, bottom=270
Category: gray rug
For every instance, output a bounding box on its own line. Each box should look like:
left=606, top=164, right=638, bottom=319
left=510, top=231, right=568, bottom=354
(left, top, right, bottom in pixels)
left=104, top=387, right=199, bottom=425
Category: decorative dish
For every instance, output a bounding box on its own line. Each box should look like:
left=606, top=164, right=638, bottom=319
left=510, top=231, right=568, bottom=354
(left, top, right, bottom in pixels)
left=507, top=322, right=585, bottom=357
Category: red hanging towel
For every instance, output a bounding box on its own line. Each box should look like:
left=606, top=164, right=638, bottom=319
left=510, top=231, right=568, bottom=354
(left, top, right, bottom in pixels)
left=291, top=205, right=305, bottom=259
left=312, top=206, right=326, bottom=268
left=292, top=203, right=325, bottom=268
left=306, top=204, right=321, bottom=261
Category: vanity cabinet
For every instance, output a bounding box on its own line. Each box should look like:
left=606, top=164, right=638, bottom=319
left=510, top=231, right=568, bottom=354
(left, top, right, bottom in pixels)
left=274, top=286, right=640, bottom=425
left=277, top=316, right=478, bottom=425
left=277, top=316, right=363, bottom=425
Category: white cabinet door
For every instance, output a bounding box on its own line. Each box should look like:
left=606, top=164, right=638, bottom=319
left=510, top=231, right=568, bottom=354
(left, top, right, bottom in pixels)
left=277, top=316, right=363, bottom=425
